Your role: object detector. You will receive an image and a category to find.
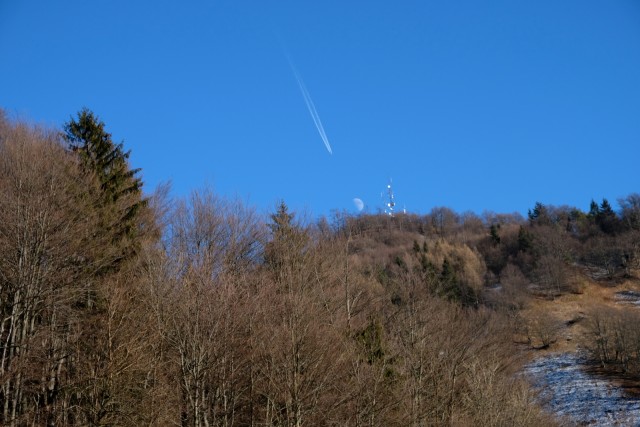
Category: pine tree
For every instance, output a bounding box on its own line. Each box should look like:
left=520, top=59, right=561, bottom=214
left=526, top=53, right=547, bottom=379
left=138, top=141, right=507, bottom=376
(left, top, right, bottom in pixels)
left=597, top=198, right=619, bottom=234
left=440, top=258, right=456, bottom=285
left=588, top=200, right=600, bottom=219
left=490, top=224, right=501, bottom=245
left=528, top=202, right=551, bottom=226
left=267, top=200, right=296, bottom=237
left=599, top=199, right=615, bottom=218
left=264, top=201, right=309, bottom=287
left=64, top=108, right=146, bottom=269
left=517, top=226, right=533, bottom=252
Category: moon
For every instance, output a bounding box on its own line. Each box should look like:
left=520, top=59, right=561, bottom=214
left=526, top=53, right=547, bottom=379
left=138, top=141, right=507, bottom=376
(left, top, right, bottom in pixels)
left=353, top=198, right=364, bottom=212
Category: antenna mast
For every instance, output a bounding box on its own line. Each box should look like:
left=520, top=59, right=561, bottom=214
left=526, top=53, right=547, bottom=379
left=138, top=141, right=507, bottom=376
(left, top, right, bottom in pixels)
left=384, top=180, right=396, bottom=216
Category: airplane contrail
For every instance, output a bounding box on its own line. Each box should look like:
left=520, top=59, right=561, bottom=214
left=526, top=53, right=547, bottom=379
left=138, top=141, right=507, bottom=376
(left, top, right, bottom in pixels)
left=287, top=60, right=333, bottom=155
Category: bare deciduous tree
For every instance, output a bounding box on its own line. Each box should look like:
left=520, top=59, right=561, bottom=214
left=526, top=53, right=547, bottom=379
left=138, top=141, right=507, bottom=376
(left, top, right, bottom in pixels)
left=0, top=120, right=100, bottom=425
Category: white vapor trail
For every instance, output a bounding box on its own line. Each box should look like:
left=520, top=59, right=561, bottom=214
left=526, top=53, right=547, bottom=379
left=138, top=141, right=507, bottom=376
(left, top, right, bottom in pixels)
left=288, top=61, right=333, bottom=155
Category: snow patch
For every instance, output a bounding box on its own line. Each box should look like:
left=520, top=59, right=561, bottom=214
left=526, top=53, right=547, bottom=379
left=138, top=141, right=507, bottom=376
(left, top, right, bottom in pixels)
left=525, top=352, right=640, bottom=425
left=615, top=291, right=640, bottom=306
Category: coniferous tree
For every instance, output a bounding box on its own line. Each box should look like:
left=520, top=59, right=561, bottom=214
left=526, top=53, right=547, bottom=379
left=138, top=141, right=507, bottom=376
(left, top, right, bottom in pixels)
left=579, top=200, right=602, bottom=237
left=62, top=110, right=151, bottom=422
left=267, top=200, right=296, bottom=237
left=588, top=200, right=600, bottom=219
left=599, top=199, right=615, bottom=216
left=264, top=201, right=310, bottom=290
left=266, top=201, right=308, bottom=258
left=265, top=201, right=295, bottom=272
left=490, top=224, right=501, bottom=245
left=597, top=198, right=619, bottom=234
left=518, top=226, right=534, bottom=252
left=439, top=258, right=458, bottom=300
left=65, top=109, right=142, bottom=203
left=64, top=108, right=146, bottom=268
left=528, top=202, right=551, bottom=226
left=441, top=258, right=456, bottom=285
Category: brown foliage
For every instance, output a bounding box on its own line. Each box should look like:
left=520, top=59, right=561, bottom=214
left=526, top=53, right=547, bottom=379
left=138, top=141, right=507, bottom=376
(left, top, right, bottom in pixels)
left=0, top=114, right=562, bottom=426
left=0, top=119, right=102, bottom=425
left=582, top=305, right=640, bottom=374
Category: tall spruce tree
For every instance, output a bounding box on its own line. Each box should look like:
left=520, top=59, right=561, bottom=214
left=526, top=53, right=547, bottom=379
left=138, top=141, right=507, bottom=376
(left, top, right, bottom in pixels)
left=264, top=201, right=310, bottom=290
left=597, top=198, right=619, bottom=234
left=528, top=202, right=552, bottom=226
left=588, top=200, right=600, bottom=219
left=64, top=108, right=146, bottom=269
left=490, top=224, right=501, bottom=245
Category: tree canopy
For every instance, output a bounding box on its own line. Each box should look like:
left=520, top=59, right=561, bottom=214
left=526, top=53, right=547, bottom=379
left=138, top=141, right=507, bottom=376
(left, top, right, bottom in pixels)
left=64, top=108, right=147, bottom=266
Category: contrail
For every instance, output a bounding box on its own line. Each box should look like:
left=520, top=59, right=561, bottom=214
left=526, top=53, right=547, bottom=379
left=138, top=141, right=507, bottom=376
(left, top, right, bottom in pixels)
left=287, top=59, right=333, bottom=155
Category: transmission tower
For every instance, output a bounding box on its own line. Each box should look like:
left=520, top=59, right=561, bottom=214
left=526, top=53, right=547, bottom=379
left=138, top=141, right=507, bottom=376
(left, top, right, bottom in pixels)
left=384, top=180, right=396, bottom=216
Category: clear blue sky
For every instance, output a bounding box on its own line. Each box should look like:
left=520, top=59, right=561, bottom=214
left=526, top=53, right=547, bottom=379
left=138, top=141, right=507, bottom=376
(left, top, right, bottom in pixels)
left=2, top=1, right=639, bottom=218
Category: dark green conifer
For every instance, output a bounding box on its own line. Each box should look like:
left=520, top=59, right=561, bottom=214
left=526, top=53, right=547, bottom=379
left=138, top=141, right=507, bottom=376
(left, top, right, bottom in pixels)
left=440, top=258, right=455, bottom=285
left=528, top=202, right=551, bottom=226
left=490, top=224, right=501, bottom=245
left=64, top=108, right=146, bottom=269
left=597, top=198, right=619, bottom=234
left=517, top=226, right=533, bottom=252
left=264, top=201, right=309, bottom=280
left=599, top=199, right=615, bottom=218
left=588, top=200, right=600, bottom=218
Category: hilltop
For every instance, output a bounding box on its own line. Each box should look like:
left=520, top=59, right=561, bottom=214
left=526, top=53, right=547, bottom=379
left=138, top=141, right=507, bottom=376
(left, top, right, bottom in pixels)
left=3, top=111, right=640, bottom=425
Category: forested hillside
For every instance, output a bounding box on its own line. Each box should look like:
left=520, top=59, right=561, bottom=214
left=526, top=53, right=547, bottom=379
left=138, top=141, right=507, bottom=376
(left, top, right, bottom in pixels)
left=2, top=111, right=639, bottom=426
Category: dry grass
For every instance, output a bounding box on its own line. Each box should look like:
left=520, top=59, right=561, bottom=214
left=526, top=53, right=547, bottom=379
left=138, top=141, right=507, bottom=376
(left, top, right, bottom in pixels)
left=520, top=273, right=640, bottom=354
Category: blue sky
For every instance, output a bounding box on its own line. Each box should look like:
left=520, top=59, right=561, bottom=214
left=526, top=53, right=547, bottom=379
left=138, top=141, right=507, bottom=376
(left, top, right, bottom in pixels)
left=2, top=1, right=639, bottom=218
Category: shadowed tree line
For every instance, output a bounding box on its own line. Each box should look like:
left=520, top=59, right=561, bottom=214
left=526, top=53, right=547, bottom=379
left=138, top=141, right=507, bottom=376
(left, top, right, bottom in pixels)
left=12, top=110, right=640, bottom=425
